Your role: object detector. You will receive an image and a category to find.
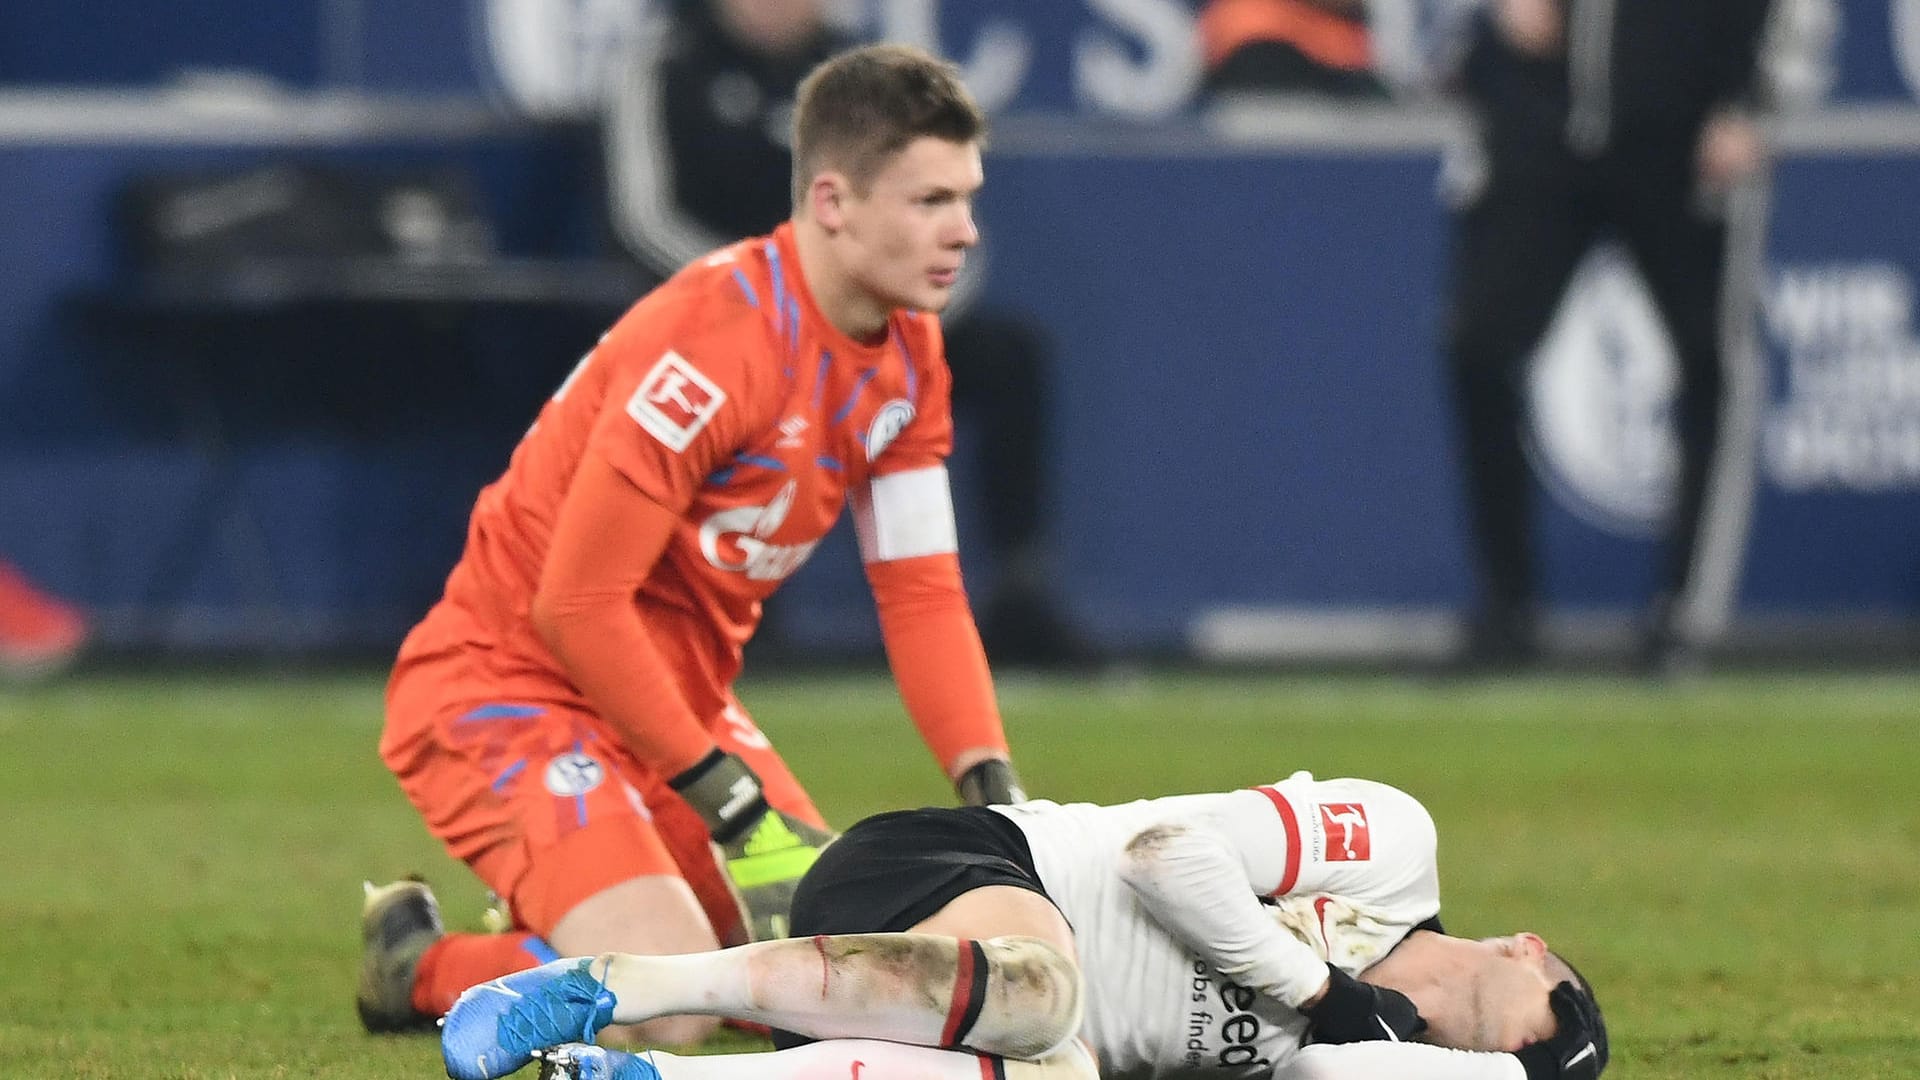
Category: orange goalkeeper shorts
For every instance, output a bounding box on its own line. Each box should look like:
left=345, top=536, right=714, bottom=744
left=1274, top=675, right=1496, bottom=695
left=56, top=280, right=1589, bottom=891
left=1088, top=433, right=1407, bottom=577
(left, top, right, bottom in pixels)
left=380, top=640, right=824, bottom=942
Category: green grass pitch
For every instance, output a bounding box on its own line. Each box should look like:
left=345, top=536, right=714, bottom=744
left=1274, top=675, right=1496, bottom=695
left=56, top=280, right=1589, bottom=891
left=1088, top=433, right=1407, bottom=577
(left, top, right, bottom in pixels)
left=2, top=670, right=1916, bottom=1077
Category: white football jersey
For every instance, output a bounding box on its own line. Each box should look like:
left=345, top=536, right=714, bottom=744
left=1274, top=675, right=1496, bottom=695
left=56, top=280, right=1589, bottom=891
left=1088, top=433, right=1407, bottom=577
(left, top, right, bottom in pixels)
left=990, top=772, right=1443, bottom=1080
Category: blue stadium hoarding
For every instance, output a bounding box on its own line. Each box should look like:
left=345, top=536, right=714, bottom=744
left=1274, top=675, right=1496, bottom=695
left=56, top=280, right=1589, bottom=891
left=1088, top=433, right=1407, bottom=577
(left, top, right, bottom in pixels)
left=0, top=2, right=1916, bottom=657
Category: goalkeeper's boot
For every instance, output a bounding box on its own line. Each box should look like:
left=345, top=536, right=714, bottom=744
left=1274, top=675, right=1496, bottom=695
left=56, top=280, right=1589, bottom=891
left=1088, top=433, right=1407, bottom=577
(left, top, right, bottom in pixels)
left=442, top=958, right=617, bottom=1080
left=356, top=878, right=444, bottom=1033
left=537, top=1044, right=661, bottom=1080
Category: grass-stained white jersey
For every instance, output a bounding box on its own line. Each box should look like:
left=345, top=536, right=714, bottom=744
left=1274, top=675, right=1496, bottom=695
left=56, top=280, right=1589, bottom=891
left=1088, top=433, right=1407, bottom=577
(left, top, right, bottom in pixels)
left=989, top=772, right=1441, bottom=1080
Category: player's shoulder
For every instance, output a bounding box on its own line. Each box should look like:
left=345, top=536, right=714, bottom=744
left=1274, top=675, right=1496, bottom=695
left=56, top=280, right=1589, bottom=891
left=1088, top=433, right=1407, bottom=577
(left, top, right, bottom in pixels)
left=1270, top=770, right=1418, bottom=802
left=1265, top=772, right=1434, bottom=830
left=894, top=310, right=947, bottom=370
left=1303, top=774, right=1437, bottom=851
left=598, top=241, right=781, bottom=393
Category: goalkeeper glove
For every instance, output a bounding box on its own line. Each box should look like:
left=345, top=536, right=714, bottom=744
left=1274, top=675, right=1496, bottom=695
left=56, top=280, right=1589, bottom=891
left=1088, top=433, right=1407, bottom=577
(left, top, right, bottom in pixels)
left=669, top=749, right=835, bottom=941
left=1300, top=964, right=1427, bottom=1045
left=1513, top=982, right=1606, bottom=1080
left=955, top=758, right=1027, bottom=805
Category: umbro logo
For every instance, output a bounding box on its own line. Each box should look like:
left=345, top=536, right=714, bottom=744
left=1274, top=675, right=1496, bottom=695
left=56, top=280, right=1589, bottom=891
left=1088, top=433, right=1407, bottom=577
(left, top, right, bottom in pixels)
left=776, top=415, right=808, bottom=448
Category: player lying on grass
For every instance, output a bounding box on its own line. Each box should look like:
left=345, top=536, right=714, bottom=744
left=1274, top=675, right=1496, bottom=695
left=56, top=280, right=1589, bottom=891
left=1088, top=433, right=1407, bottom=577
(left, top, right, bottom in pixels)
left=441, top=771, right=1608, bottom=1080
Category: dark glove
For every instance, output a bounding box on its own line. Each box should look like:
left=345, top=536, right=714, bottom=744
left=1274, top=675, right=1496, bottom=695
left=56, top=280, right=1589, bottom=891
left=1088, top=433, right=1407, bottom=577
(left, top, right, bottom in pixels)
left=956, top=758, right=1027, bottom=805
left=669, top=749, right=835, bottom=941
left=1300, top=964, right=1427, bottom=1045
left=1514, top=982, right=1606, bottom=1080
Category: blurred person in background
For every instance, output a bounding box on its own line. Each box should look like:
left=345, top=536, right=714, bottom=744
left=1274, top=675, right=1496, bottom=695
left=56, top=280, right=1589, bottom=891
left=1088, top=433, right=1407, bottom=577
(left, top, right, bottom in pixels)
left=1197, top=0, right=1391, bottom=99
left=1444, top=0, right=1776, bottom=671
left=604, top=0, right=1090, bottom=668
left=0, top=558, right=88, bottom=681
left=359, top=43, right=1028, bottom=1046
left=442, top=769, right=1606, bottom=1080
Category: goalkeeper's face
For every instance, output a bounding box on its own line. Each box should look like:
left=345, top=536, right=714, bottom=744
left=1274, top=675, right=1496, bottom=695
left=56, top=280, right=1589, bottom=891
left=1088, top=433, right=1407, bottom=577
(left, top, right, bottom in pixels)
left=832, top=136, right=983, bottom=316
left=1461, top=932, right=1560, bottom=1053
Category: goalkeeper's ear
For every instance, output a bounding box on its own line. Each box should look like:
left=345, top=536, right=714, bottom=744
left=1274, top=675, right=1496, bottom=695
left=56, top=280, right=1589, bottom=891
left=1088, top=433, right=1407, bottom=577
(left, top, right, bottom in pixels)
left=957, top=758, right=1027, bottom=805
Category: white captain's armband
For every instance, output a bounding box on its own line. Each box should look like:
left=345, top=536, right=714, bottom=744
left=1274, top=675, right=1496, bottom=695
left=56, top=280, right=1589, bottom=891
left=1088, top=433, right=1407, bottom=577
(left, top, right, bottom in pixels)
left=851, top=466, right=959, bottom=563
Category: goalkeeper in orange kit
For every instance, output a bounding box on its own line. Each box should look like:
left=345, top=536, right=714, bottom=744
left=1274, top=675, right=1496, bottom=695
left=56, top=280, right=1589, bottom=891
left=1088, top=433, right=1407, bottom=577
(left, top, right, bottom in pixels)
left=357, top=42, right=1025, bottom=1049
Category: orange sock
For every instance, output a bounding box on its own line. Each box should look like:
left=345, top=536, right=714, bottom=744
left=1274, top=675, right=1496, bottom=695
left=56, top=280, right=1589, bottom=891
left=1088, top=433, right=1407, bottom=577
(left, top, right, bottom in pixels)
left=411, top=931, right=557, bottom=1017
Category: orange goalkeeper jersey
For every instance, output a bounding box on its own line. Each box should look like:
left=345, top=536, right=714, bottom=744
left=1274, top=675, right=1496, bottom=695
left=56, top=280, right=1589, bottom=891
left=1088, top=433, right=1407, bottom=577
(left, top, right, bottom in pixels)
left=393, top=223, right=982, bottom=764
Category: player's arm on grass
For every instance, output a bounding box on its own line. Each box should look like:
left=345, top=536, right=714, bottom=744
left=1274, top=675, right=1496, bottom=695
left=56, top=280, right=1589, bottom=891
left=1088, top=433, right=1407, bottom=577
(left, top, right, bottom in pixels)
left=1116, top=790, right=1424, bottom=1044
left=856, top=465, right=1024, bottom=805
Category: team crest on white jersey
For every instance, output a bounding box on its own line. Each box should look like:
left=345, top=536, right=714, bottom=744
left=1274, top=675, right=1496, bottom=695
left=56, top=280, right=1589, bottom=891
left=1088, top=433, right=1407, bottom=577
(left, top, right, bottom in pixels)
left=866, top=399, right=916, bottom=461
left=629, top=351, right=727, bottom=452
left=699, top=479, right=821, bottom=581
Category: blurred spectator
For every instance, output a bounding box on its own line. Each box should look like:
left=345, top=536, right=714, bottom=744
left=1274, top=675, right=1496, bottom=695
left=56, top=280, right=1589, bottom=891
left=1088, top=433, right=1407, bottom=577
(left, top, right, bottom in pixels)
left=1443, top=0, right=1776, bottom=671
left=0, top=559, right=88, bottom=681
left=604, top=0, right=1089, bottom=667
left=1197, top=0, right=1390, bottom=99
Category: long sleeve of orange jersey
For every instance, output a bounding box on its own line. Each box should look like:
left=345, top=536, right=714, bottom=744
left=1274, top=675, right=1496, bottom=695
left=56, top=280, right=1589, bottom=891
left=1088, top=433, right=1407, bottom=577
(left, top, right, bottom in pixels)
left=529, top=451, right=717, bottom=776
left=866, top=553, right=1008, bottom=778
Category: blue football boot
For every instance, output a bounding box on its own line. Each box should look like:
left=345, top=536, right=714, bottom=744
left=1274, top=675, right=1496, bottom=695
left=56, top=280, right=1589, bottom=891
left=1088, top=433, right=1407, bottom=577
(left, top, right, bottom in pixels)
left=442, top=958, right=617, bottom=1080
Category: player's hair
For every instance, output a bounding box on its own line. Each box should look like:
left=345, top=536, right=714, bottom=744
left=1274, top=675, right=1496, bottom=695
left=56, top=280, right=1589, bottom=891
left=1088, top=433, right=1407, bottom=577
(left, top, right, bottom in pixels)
left=1545, top=949, right=1609, bottom=1074
left=790, top=43, right=986, bottom=208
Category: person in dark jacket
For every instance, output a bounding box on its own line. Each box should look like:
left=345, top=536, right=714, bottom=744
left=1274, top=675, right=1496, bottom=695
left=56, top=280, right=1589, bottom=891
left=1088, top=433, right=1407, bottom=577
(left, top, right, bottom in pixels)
left=1444, top=0, right=1775, bottom=671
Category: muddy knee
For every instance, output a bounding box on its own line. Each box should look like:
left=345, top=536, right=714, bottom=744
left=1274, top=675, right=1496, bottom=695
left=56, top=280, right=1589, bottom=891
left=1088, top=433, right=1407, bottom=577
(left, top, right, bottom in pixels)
left=964, top=937, right=1084, bottom=1060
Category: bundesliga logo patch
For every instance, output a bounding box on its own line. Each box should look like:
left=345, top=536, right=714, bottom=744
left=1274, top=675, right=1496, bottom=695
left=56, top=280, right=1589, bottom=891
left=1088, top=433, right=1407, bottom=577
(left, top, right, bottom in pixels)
left=629, top=351, right=727, bottom=451
left=1318, top=803, right=1371, bottom=862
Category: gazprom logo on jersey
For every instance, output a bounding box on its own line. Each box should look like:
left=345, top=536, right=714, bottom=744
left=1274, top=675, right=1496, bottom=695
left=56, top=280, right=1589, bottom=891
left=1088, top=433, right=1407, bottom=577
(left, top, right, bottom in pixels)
left=1526, top=246, right=1680, bottom=537
left=700, top=479, right=822, bottom=581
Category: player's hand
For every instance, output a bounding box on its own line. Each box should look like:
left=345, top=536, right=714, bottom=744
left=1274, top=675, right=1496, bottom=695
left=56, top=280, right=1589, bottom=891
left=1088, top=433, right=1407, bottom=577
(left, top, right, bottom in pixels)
left=715, top=807, right=836, bottom=941
left=1514, top=982, right=1606, bottom=1080
left=1300, top=964, right=1427, bottom=1045
left=668, top=750, right=836, bottom=941
left=956, top=758, right=1027, bottom=805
